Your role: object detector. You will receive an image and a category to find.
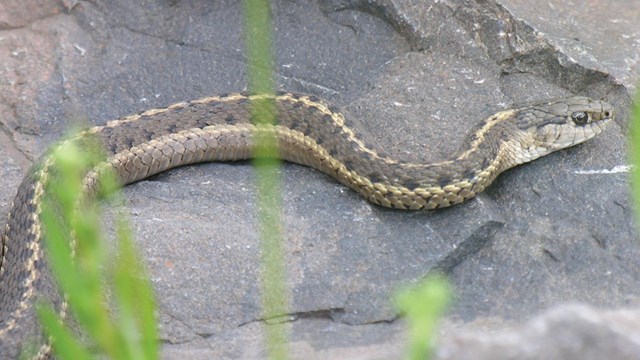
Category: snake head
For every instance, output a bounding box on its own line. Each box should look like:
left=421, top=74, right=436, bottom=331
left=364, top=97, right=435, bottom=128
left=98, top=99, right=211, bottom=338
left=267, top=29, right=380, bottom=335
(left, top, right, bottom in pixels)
left=518, top=96, right=614, bottom=153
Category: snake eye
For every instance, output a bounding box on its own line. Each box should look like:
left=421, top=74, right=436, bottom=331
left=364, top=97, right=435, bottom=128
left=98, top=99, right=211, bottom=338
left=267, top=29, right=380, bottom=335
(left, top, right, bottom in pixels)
left=571, top=111, right=589, bottom=125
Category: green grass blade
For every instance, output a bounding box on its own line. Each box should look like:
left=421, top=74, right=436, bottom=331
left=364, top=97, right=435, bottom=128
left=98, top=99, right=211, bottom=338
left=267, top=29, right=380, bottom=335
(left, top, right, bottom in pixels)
left=243, top=1, right=289, bottom=359
left=37, top=306, right=93, bottom=360
left=38, top=132, right=158, bottom=359
left=112, top=217, right=158, bottom=359
left=396, top=275, right=451, bottom=360
left=40, top=141, right=121, bottom=356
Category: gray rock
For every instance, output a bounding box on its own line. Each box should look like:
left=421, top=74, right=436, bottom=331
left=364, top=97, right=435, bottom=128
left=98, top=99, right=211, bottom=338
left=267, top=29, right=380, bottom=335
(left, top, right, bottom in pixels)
left=436, top=304, right=640, bottom=360
left=0, top=0, right=637, bottom=358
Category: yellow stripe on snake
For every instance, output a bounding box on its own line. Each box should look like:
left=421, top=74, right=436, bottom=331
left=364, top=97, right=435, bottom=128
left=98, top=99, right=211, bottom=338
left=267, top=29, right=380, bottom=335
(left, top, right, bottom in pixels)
left=0, top=92, right=613, bottom=358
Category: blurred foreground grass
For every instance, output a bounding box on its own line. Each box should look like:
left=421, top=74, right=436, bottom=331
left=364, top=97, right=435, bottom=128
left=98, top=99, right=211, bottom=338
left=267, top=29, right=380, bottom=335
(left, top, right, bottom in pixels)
left=37, top=136, right=157, bottom=359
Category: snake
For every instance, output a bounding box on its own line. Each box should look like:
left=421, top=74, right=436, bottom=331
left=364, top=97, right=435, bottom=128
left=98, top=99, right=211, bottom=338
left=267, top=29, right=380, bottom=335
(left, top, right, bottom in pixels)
left=0, top=92, right=613, bottom=358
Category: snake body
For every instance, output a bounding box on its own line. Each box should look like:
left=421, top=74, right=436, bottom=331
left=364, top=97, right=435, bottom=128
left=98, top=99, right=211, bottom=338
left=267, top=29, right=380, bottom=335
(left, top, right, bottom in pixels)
left=0, top=92, right=613, bottom=357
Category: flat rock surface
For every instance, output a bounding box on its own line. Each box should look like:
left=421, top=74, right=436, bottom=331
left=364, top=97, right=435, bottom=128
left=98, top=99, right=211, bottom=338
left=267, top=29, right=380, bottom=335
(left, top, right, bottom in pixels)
left=0, top=0, right=638, bottom=358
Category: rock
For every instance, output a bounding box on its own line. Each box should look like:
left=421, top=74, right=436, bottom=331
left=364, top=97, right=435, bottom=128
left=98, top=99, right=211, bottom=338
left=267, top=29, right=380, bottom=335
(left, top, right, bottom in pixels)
left=0, top=0, right=637, bottom=358
left=436, top=304, right=640, bottom=360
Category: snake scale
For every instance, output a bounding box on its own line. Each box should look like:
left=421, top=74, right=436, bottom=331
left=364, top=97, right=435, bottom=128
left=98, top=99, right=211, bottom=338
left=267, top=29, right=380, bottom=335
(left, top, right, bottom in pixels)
left=0, top=92, right=613, bottom=357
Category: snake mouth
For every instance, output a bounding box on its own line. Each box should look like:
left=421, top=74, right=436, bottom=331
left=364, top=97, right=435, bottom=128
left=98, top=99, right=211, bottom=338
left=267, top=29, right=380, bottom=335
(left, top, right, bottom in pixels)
left=586, top=117, right=613, bottom=141
left=575, top=118, right=612, bottom=145
left=596, top=117, right=613, bottom=130
left=542, top=117, right=611, bottom=151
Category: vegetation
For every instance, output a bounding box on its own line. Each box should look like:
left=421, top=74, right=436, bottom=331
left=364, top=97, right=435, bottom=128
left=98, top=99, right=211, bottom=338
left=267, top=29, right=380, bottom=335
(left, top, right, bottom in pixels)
left=37, top=136, right=157, bottom=359
left=243, top=0, right=290, bottom=359
left=396, top=275, right=451, bottom=360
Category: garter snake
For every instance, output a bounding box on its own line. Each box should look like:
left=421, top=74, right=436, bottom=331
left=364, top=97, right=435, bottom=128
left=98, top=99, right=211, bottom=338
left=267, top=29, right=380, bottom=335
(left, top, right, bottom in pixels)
left=0, top=92, right=613, bottom=357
